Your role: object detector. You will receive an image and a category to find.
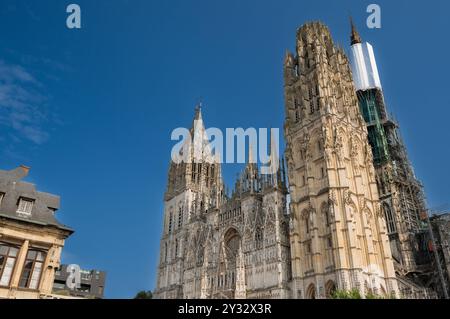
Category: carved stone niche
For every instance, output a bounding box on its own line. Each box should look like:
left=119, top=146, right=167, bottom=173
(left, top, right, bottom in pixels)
left=358, top=197, right=367, bottom=212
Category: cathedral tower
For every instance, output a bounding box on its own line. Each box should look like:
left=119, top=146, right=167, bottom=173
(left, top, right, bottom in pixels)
left=349, top=21, right=435, bottom=297
left=283, top=22, right=398, bottom=298
left=155, top=106, right=225, bottom=299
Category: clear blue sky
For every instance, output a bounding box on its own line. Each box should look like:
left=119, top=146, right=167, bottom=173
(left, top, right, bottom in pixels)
left=0, top=0, right=449, bottom=298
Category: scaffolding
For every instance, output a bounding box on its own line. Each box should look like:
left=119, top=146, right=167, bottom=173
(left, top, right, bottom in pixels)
left=427, top=211, right=450, bottom=299
left=357, top=89, right=390, bottom=164
left=356, top=87, right=445, bottom=297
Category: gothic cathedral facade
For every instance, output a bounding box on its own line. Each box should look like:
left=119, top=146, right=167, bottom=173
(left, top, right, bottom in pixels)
left=154, top=108, right=292, bottom=299
left=155, top=22, right=402, bottom=299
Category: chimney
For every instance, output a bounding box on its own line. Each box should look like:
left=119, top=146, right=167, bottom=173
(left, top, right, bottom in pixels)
left=9, top=165, right=30, bottom=180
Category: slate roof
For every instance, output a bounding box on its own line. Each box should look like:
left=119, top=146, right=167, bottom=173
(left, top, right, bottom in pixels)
left=0, top=166, right=73, bottom=234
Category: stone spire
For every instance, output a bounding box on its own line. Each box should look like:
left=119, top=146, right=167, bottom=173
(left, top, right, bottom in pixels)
left=284, top=49, right=295, bottom=67
left=350, top=17, right=362, bottom=45
left=194, top=103, right=202, bottom=121
left=248, top=144, right=255, bottom=164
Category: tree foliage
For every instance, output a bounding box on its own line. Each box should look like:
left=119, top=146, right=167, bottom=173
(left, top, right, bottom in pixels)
left=331, top=289, right=395, bottom=299
left=134, top=290, right=153, bottom=299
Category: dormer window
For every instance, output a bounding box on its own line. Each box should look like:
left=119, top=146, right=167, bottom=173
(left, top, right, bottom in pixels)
left=17, top=198, right=34, bottom=216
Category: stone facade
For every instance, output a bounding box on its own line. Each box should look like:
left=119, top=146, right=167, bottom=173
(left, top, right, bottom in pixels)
left=154, top=108, right=292, bottom=299
left=283, top=22, right=398, bottom=298
left=0, top=166, right=73, bottom=299
left=154, top=21, right=449, bottom=299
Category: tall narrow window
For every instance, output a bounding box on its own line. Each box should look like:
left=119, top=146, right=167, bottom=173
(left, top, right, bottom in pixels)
left=19, top=250, right=46, bottom=289
left=255, top=227, right=264, bottom=249
left=305, top=241, right=311, bottom=253
left=191, top=163, right=196, bottom=181
left=0, top=192, right=4, bottom=206
left=17, top=198, right=34, bottom=215
left=0, top=243, right=19, bottom=286
left=325, top=207, right=330, bottom=226
left=168, top=211, right=173, bottom=233
left=327, top=236, right=333, bottom=248
left=178, top=207, right=183, bottom=228
left=175, top=239, right=178, bottom=257
left=164, top=243, right=168, bottom=263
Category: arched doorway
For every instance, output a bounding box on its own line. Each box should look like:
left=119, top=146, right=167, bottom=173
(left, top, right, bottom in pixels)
left=306, top=284, right=316, bottom=299
left=325, top=280, right=336, bottom=298
left=224, top=228, right=240, bottom=261
left=216, top=228, right=242, bottom=298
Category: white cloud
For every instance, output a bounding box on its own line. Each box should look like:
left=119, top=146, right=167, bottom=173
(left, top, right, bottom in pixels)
left=0, top=60, right=49, bottom=145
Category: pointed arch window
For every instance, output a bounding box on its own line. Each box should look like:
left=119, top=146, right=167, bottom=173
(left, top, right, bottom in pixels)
left=322, top=203, right=331, bottom=227
left=383, top=203, right=396, bottom=234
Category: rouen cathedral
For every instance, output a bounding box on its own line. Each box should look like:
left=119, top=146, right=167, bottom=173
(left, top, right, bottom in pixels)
left=154, top=21, right=448, bottom=299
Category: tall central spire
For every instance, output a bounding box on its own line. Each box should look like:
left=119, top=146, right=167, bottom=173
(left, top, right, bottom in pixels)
left=194, top=102, right=202, bottom=121
left=350, top=17, right=362, bottom=45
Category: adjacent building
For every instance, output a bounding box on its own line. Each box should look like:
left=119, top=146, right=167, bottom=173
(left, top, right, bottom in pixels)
left=52, top=264, right=106, bottom=299
left=0, top=166, right=74, bottom=299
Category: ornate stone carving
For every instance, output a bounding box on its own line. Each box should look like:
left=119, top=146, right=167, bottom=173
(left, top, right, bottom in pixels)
left=343, top=189, right=352, bottom=206
left=350, top=135, right=359, bottom=159
left=333, top=128, right=344, bottom=164
left=358, top=197, right=367, bottom=212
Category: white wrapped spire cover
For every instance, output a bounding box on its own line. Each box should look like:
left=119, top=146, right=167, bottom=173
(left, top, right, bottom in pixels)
left=350, top=42, right=382, bottom=91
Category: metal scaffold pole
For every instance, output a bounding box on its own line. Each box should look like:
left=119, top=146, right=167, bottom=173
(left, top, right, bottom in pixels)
left=425, top=210, right=449, bottom=299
